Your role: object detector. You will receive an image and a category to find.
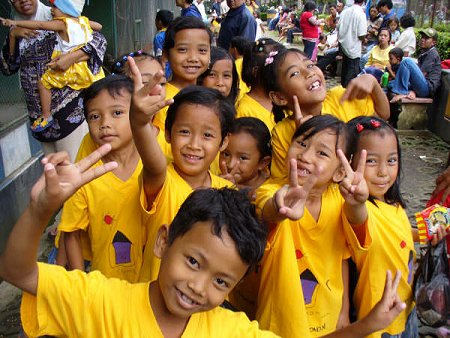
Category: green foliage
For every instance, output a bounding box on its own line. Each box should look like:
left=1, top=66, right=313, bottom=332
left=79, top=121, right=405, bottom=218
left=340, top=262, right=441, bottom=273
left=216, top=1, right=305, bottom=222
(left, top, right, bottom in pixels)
left=415, top=30, right=450, bottom=60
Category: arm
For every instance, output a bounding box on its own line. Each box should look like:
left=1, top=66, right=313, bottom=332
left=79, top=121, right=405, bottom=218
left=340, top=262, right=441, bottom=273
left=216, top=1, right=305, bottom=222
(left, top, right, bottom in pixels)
left=47, top=48, right=90, bottom=72
left=1, top=18, right=66, bottom=33
left=0, top=145, right=117, bottom=295
left=89, top=20, right=102, bottom=31
left=128, top=57, right=173, bottom=205
left=337, top=259, right=351, bottom=329
left=64, top=230, right=85, bottom=271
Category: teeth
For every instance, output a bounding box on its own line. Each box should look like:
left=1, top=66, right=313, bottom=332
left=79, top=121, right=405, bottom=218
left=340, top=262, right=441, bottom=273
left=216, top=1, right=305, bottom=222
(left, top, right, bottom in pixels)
left=309, top=81, right=320, bottom=90
left=181, top=292, right=195, bottom=305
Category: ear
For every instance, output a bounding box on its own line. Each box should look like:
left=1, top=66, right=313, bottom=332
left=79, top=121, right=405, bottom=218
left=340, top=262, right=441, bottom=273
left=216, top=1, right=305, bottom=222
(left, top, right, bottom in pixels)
left=269, top=90, right=288, bottom=107
left=219, top=133, right=229, bottom=152
left=165, top=128, right=171, bottom=144
left=332, top=164, right=346, bottom=183
left=258, top=155, right=272, bottom=171
left=154, top=225, right=169, bottom=259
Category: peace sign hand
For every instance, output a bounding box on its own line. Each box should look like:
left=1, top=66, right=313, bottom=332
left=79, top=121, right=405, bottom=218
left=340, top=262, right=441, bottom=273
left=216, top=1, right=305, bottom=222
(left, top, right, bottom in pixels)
left=274, top=158, right=318, bottom=220
left=219, top=159, right=240, bottom=184
left=293, top=95, right=312, bottom=129
left=128, top=56, right=173, bottom=127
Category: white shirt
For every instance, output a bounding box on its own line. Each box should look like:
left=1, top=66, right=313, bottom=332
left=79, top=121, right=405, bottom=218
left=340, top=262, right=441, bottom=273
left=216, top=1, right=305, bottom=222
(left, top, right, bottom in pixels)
left=220, top=1, right=230, bottom=16
left=338, top=4, right=367, bottom=58
left=395, top=26, right=416, bottom=56
left=194, top=0, right=208, bottom=22
left=255, top=18, right=263, bottom=41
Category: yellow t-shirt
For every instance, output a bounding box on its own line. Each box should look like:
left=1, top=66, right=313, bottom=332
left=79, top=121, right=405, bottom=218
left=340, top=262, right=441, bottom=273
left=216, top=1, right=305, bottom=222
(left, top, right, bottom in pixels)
left=255, top=183, right=351, bottom=337
left=138, top=163, right=234, bottom=282
left=270, top=86, right=376, bottom=179
left=236, top=93, right=275, bottom=131
left=58, top=160, right=146, bottom=282
left=235, top=57, right=250, bottom=104
left=153, top=82, right=180, bottom=132
left=21, top=263, right=278, bottom=338
left=366, top=45, right=393, bottom=70
left=343, top=200, right=415, bottom=338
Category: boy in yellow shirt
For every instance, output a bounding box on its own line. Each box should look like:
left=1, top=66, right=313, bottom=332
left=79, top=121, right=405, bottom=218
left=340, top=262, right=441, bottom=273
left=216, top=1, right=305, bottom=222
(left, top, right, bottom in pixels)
left=0, top=145, right=408, bottom=337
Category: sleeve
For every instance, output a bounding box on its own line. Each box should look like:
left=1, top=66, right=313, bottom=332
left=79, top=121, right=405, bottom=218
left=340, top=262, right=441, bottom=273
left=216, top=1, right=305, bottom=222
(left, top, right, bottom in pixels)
left=0, top=32, right=20, bottom=76
left=81, top=31, right=107, bottom=75
left=254, top=179, right=283, bottom=217
left=238, top=14, right=257, bottom=41
left=58, top=188, right=90, bottom=233
left=341, top=209, right=373, bottom=266
left=357, top=13, right=368, bottom=38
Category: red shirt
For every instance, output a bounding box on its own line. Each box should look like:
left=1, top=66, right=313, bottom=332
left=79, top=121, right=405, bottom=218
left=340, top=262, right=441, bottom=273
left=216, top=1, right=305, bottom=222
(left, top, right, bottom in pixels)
left=300, top=11, right=319, bottom=39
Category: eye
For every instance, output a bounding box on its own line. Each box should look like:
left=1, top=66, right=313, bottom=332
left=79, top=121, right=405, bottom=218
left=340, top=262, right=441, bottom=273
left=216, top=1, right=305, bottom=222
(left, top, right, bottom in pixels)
left=290, top=70, right=300, bottom=78
left=177, top=47, right=187, bottom=53
left=199, top=47, right=208, bottom=54
left=307, top=63, right=315, bottom=69
left=388, top=157, right=398, bottom=165
left=187, top=256, right=199, bottom=268
left=113, top=110, right=123, bottom=117
left=223, top=73, right=232, bottom=79
left=366, top=158, right=376, bottom=164
left=239, top=155, right=249, bottom=161
left=178, top=129, right=190, bottom=135
left=214, top=277, right=229, bottom=289
left=222, top=151, right=230, bottom=158
left=318, top=151, right=329, bottom=157
left=204, top=132, right=214, bottom=138
left=296, top=140, right=307, bottom=147
left=207, top=72, right=216, bottom=78
left=87, top=113, right=100, bottom=121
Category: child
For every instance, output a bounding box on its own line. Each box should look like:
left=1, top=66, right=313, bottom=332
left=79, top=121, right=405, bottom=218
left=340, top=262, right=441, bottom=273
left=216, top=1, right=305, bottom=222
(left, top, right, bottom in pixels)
left=56, top=75, right=147, bottom=282
left=229, top=36, right=252, bottom=102
left=254, top=11, right=265, bottom=41
left=129, top=58, right=235, bottom=282
left=0, top=146, right=407, bottom=337
left=153, top=10, right=174, bottom=58
left=152, top=16, right=212, bottom=132
left=219, top=117, right=271, bottom=195
left=259, top=46, right=389, bottom=179
left=0, top=1, right=104, bottom=132
left=343, top=116, right=418, bottom=337
left=237, top=38, right=282, bottom=131
left=387, top=17, right=401, bottom=45
left=386, top=47, right=403, bottom=80
left=197, top=46, right=239, bottom=103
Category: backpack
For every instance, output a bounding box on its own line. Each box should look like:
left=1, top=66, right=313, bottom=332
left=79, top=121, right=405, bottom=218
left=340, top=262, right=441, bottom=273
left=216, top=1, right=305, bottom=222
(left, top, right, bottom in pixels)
left=413, top=238, right=450, bottom=327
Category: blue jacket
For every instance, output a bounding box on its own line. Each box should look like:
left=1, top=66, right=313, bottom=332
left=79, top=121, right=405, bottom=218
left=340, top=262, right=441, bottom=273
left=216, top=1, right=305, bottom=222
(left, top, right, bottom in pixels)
left=217, top=4, right=256, bottom=50
left=181, top=4, right=202, bottom=18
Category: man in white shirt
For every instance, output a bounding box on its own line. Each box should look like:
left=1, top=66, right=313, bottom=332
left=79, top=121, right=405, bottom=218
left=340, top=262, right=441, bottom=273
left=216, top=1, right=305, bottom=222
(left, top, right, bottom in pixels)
left=337, top=0, right=367, bottom=87
left=194, top=0, right=208, bottom=23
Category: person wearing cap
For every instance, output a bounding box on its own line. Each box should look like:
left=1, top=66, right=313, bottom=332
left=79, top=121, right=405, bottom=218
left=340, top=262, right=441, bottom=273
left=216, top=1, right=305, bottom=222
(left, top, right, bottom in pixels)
left=389, top=28, right=441, bottom=103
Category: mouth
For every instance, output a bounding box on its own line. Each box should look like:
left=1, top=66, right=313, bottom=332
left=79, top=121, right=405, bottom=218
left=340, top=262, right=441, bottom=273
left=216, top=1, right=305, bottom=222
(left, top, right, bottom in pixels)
left=297, top=165, right=311, bottom=177
left=183, top=154, right=203, bottom=163
left=308, top=80, right=322, bottom=91
left=176, top=288, right=202, bottom=310
left=183, top=66, right=201, bottom=74
left=100, top=134, right=116, bottom=141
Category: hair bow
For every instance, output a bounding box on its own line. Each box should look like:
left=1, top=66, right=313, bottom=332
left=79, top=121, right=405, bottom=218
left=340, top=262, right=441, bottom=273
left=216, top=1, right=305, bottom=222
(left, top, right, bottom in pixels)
left=264, top=51, right=279, bottom=66
left=370, top=119, right=381, bottom=128
left=356, top=123, right=364, bottom=133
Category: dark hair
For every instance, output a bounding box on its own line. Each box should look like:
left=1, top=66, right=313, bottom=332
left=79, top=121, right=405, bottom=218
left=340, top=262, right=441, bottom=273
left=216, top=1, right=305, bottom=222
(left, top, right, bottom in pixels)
left=83, top=75, right=134, bottom=118
left=347, top=116, right=405, bottom=207
left=230, top=117, right=272, bottom=159
left=292, top=114, right=351, bottom=159
left=168, top=188, right=267, bottom=274
left=379, top=27, right=392, bottom=44
left=230, top=36, right=253, bottom=56
left=197, top=46, right=239, bottom=103
left=163, top=16, right=212, bottom=55
left=377, top=0, right=393, bottom=9
left=400, top=12, right=415, bottom=29
left=389, top=47, right=404, bottom=60
left=329, top=4, right=337, bottom=9
left=303, top=1, right=317, bottom=12
left=165, top=85, right=235, bottom=143
left=242, top=38, right=280, bottom=87
left=387, top=16, right=400, bottom=29
left=110, top=51, right=159, bottom=77
left=155, top=10, right=174, bottom=27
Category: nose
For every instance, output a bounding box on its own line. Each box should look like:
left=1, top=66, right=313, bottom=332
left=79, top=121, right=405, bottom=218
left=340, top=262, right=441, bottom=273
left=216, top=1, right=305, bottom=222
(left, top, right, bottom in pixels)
left=187, top=275, right=207, bottom=298
left=216, top=75, right=225, bottom=87
left=99, top=115, right=111, bottom=130
left=227, top=155, right=238, bottom=171
left=187, top=49, right=199, bottom=62
left=187, top=133, right=201, bottom=149
left=377, top=163, right=388, bottom=176
left=298, top=147, right=312, bottom=163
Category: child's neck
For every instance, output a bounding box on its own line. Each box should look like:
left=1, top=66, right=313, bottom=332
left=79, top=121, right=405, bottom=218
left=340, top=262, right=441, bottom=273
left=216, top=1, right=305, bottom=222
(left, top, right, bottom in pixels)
left=305, top=184, right=328, bottom=222
left=149, top=282, right=189, bottom=338
left=170, top=76, right=196, bottom=90
left=249, top=87, right=273, bottom=112
left=173, top=164, right=212, bottom=190
left=102, top=142, right=140, bottom=181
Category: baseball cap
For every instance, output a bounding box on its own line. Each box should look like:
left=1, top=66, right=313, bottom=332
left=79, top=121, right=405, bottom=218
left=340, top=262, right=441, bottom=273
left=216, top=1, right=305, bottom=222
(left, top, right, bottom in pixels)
left=419, top=28, right=438, bottom=40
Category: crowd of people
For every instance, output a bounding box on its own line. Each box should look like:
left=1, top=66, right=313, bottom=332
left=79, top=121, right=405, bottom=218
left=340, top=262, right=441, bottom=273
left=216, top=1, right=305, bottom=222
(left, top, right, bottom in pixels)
left=0, top=0, right=448, bottom=337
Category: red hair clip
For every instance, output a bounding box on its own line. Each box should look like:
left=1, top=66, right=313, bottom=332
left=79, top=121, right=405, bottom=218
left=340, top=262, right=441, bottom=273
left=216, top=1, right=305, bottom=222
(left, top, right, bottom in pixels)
left=370, top=119, right=381, bottom=128
left=356, top=123, right=364, bottom=133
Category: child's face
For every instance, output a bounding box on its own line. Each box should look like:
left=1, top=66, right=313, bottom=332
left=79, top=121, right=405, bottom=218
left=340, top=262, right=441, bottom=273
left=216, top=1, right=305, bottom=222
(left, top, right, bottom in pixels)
left=135, top=58, right=167, bottom=97
left=202, top=59, right=234, bottom=97
left=166, top=103, right=227, bottom=181
left=389, top=53, right=401, bottom=66
left=287, top=128, right=345, bottom=189
left=275, top=52, right=327, bottom=111
left=220, top=131, right=269, bottom=187
left=154, top=221, right=248, bottom=318
left=86, top=89, right=133, bottom=151
left=388, top=21, right=398, bottom=31
left=354, top=131, right=399, bottom=201
left=168, top=29, right=210, bottom=85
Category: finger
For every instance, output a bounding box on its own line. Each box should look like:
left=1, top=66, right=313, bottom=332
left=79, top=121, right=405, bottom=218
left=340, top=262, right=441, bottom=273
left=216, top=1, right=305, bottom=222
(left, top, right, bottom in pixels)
left=145, top=71, right=165, bottom=95
left=43, top=162, right=61, bottom=197
left=229, top=161, right=240, bottom=177
left=292, top=95, right=303, bottom=127
left=356, top=149, right=367, bottom=174
left=288, top=158, right=299, bottom=188
left=128, top=56, right=143, bottom=89
left=337, top=149, right=353, bottom=176
left=76, top=143, right=113, bottom=173
left=80, top=160, right=118, bottom=186
left=340, top=83, right=352, bottom=103
left=391, top=270, right=401, bottom=294
left=219, top=159, right=229, bottom=176
left=44, top=151, right=72, bottom=167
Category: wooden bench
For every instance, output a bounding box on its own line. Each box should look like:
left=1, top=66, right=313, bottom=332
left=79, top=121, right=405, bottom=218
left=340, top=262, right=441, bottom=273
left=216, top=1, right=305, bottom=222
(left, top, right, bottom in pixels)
left=397, top=97, right=433, bottom=130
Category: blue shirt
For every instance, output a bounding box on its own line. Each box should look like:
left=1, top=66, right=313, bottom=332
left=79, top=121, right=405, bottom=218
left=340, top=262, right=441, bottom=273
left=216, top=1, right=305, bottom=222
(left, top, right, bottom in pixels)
left=217, top=4, right=256, bottom=50
left=153, top=30, right=165, bottom=57
left=181, top=4, right=202, bottom=18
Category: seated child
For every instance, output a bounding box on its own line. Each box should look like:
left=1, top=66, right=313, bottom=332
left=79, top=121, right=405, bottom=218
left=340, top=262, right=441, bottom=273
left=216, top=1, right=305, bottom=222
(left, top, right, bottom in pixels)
left=0, top=146, right=407, bottom=338
left=386, top=47, right=403, bottom=80
left=1, top=1, right=104, bottom=131
left=128, top=58, right=234, bottom=282
left=58, top=75, right=146, bottom=282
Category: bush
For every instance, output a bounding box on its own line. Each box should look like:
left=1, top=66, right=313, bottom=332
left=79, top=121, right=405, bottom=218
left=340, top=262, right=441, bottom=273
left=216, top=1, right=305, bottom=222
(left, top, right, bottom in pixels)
left=415, top=30, right=450, bottom=60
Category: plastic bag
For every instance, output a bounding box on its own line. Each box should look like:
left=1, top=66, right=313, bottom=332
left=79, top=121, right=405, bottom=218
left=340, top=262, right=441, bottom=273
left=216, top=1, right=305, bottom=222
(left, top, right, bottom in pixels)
left=413, top=239, right=450, bottom=327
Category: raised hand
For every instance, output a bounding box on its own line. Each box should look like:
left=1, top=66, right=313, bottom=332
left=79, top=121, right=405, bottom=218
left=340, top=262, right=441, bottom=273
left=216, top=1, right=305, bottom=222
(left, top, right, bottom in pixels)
left=338, top=149, right=369, bottom=206
left=10, top=27, right=38, bottom=39
left=128, top=56, right=173, bottom=126
left=292, top=95, right=312, bottom=129
left=0, top=17, right=14, bottom=27
left=219, top=159, right=240, bottom=184
left=340, top=74, right=378, bottom=103
left=30, top=144, right=118, bottom=216
left=274, top=158, right=318, bottom=220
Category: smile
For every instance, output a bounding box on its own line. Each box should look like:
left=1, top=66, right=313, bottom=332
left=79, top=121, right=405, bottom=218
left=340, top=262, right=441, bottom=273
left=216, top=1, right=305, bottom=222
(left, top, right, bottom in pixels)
left=183, top=66, right=201, bottom=74
left=308, top=80, right=321, bottom=91
left=297, top=165, right=311, bottom=177
left=176, top=288, right=201, bottom=310
left=183, top=154, right=202, bottom=162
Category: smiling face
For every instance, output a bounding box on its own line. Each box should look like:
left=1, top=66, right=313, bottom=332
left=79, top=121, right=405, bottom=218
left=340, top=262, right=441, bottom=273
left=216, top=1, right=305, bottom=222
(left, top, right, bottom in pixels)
left=134, top=58, right=167, bottom=96
left=166, top=103, right=227, bottom=187
left=168, top=29, right=210, bottom=87
left=287, top=128, right=345, bottom=190
left=274, top=51, right=327, bottom=112
left=12, top=0, right=38, bottom=17
left=153, top=221, right=248, bottom=319
left=202, top=59, right=234, bottom=97
left=86, top=89, right=133, bottom=151
left=354, top=131, right=399, bottom=201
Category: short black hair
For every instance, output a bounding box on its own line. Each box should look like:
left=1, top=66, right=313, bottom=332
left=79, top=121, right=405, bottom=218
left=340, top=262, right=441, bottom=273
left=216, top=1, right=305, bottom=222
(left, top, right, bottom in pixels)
left=389, top=47, right=404, bottom=60
left=110, top=51, right=159, bottom=77
left=400, top=12, right=415, bottom=29
left=163, top=16, right=212, bottom=55
left=83, top=75, right=133, bottom=118
left=380, top=27, right=392, bottom=44
left=377, top=0, right=393, bottom=9
left=292, top=114, right=351, bottom=159
left=230, top=36, right=253, bottom=56
left=165, top=85, right=235, bottom=143
left=155, top=10, right=174, bottom=27
left=242, top=38, right=279, bottom=87
left=197, top=46, right=240, bottom=103
left=303, top=1, right=317, bottom=12
left=230, top=117, right=272, bottom=159
left=329, top=3, right=337, bottom=9
left=347, top=116, right=405, bottom=207
left=168, top=188, right=267, bottom=274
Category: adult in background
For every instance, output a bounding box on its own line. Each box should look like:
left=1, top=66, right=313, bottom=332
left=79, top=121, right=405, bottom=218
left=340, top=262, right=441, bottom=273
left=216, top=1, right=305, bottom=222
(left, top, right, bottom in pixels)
left=300, top=2, right=324, bottom=59
left=362, top=28, right=392, bottom=82
left=217, top=0, right=256, bottom=51
left=286, top=12, right=302, bottom=44
left=394, top=13, right=416, bottom=57
left=337, top=0, right=367, bottom=87
left=377, top=0, right=394, bottom=29
left=212, top=0, right=222, bottom=17
left=0, top=0, right=106, bottom=161
left=176, top=0, right=202, bottom=18
left=194, top=0, right=208, bottom=23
